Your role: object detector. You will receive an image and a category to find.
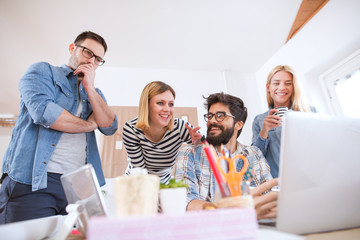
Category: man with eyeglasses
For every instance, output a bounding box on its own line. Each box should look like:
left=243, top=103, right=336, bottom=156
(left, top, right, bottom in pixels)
left=175, top=92, right=278, bottom=220
left=0, top=31, right=118, bottom=224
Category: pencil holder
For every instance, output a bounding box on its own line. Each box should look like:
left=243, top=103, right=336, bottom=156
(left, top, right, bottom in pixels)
left=215, top=195, right=254, bottom=209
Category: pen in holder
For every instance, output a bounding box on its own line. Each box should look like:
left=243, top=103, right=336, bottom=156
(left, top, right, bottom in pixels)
left=215, top=180, right=254, bottom=209
left=215, top=145, right=255, bottom=209
left=216, top=171, right=255, bottom=209
left=201, top=140, right=231, bottom=198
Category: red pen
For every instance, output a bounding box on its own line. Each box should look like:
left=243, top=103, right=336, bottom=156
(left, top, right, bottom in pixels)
left=202, top=140, right=231, bottom=198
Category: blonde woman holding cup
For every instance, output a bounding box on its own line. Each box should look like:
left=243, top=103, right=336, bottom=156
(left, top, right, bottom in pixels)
left=252, top=65, right=313, bottom=178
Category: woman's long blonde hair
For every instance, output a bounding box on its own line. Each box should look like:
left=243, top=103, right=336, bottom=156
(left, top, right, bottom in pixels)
left=266, top=65, right=311, bottom=112
left=136, top=81, right=176, bottom=131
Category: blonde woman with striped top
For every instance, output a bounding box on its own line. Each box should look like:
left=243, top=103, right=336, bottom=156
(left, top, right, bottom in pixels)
left=122, top=81, right=201, bottom=183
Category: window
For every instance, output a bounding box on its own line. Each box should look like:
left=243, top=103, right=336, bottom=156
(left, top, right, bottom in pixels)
left=322, top=49, right=360, bottom=118
left=334, top=69, right=360, bottom=118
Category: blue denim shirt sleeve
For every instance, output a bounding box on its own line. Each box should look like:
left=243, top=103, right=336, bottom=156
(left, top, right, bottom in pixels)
left=42, top=102, right=65, bottom=127
left=95, top=88, right=118, bottom=135
left=98, top=114, right=118, bottom=135
left=251, top=113, right=270, bottom=155
left=19, top=62, right=63, bottom=128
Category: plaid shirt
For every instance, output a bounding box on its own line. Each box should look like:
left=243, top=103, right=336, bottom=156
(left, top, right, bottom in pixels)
left=175, top=142, right=272, bottom=204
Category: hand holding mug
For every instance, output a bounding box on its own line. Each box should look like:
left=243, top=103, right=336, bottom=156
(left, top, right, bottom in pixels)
left=259, top=108, right=283, bottom=139
left=273, top=106, right=288, bottom=118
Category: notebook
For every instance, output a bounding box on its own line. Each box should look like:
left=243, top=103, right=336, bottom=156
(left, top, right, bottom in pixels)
left=276, top=112, right=360, bottom=234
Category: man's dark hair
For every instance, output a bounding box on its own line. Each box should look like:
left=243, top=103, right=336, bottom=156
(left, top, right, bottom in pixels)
left=204, top=92, right=248, bottom=138
left=74, top=31, right=108, bottom=53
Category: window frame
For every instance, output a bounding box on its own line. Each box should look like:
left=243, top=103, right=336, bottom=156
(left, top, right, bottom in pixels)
left=320, top=49, right=360, bottom=116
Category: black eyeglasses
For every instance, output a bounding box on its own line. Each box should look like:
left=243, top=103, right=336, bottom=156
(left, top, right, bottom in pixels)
left=75, top=44, right=105, bottom=66
left=204, top=111, right=236, bottom=122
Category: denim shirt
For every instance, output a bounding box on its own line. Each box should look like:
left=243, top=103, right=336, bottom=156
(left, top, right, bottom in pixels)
left=251, top=110, right=281, bottom=178
left=1, top=62, right=118, bottom=191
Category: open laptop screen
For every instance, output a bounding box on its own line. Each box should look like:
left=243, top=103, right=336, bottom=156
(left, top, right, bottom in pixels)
left=60, top=164, right=107, bottom=218
left=276, top=112, right=360, bottom=234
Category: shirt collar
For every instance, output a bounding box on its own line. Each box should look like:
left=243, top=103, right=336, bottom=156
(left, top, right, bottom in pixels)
left=61, top=64, right=75, bottom=77
left=214, top=141, right=244, bottom=157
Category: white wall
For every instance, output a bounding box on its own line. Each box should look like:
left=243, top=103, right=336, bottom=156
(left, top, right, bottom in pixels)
left=224, top=71, right=263, bottom=145
left=0, top=129, right=12, bottom=170
left=256, top=0, right=360, bottom=115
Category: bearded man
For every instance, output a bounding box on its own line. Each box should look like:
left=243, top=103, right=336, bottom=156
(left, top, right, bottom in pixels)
left=175, top=92, right=277, bottom=219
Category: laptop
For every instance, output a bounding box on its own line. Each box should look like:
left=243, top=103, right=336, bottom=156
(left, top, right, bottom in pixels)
left=0, top=165, right=107, bottom=240
left=276, top=112, right=360, bottom=235
left=60, top=164, right=108, bottom=218
left=51, top=164, right=108, bottom=239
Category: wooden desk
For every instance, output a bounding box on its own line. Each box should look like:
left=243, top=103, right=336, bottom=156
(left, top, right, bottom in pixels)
left=259, top=224, right=360, bottom=240
left=66, top=227, right=360, bottom=240
left=304, top=227, right=360, bottom=240
left=67, top=234, right=85, bottom=240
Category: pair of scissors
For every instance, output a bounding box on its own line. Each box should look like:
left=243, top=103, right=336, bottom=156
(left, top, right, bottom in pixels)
left=216, top=154, right=249, bottom=197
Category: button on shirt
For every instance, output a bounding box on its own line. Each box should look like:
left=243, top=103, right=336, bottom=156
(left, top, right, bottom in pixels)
left=1, top=62, right=118, bottom=191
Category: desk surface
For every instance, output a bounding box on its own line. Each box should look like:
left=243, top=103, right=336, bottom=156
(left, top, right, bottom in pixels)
left=304, top=227, right=360, bottom=240
left=67, top=228, right=360, bottom=240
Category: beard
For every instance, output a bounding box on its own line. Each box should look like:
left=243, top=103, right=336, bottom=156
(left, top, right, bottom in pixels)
left=68, top=55, right=86, bottom=78
left=206, top=123, right=235, bottom=146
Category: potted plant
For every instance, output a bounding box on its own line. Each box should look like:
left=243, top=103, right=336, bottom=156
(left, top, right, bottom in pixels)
left=159, top=179, right=188, bottom=214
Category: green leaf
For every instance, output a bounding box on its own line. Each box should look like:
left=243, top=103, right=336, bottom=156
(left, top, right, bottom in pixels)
left=160, top=179, right=188, bottom=189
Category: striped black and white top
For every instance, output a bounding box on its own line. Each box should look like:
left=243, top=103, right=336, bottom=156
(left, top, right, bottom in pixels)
left=122, top=117, right=192, bottom=184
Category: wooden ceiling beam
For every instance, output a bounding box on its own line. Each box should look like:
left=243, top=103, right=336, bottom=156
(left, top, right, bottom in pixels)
left=286, top=0, right=329, bottom=43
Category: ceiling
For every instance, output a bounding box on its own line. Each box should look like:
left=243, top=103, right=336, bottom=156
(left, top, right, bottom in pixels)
left=0, top=0, right=306, bottom=114
left=286, top=0, right=329, bottom=42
